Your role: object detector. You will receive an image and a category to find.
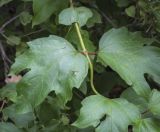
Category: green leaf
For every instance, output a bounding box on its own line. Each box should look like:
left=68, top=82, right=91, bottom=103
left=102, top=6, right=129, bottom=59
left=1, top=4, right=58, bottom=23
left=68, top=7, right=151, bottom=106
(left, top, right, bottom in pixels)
left=98, top=27, right=160, bottom=98
left=10, top=35, right=88, bottom=110
left=61, top=115, right=70, bottom=125
left=148, top=89, right=160, bottom=116
left=133, top=118, right=160, bottom=132
left=122, top=89, right=160, bottom=117
left=87, top=9, right=102, bottom=28
left=59, top=7, right=93, bottom=27
left=73, top=95, right=140, bottom=132
left=3, top=105, right=35, bottom=128
left=22, top=0, right=32, bottom=1
left=153, top=8, right=160, bottom=33
left=32, top=0, right=68, bottom=26
left=6, top=35, right=21, bottom=46
left=0, top=0, right=13, bottom=7
left=36, top=97, right=61, bottom=124
left=14, top=96, right=33, bottom=114
left=121, top=88, right=148, bottom=113
left=0, top=84, right=17, bottom=102
left=115, top=0, right=129, bottom=7
left=125, top=5, right=136, bottom=18
left=20, top=11, right=32, bottom=26
left=0, top=122, right=22, bottom=132
left=94, top=63, right=105, bottom=74
left=41, top=119, right=77, bottom=132
left=66, top=27, right=96, bottom=52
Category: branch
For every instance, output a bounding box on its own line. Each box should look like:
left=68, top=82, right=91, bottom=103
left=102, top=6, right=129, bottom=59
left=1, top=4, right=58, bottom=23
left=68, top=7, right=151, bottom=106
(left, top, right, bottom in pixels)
left=0, top=100, right=7, bottom=121
left=22, top=29, right=45, bottom=37
left=98, top=10, right=117, bottom=28
left=0, top=14, right=20, bottom=76
left=74, top=23, right=100, bottom=95
left=0, top=41, right=12, bottom=64
left=0, top=41, right=12, bottom=76
left=0, top=14, right=21, bottom=33
left=69, top=0, right=73, bottom=7
left=80, top=51, right=97, bottom=55
left=0, top=100, right=6, bottom=112
left=77, top=1, right=117, bottom=28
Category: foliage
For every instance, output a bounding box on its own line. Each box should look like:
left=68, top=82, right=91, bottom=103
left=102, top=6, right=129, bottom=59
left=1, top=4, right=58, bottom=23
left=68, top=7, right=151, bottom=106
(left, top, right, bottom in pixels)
left=0, top=0, right=160, bottom=132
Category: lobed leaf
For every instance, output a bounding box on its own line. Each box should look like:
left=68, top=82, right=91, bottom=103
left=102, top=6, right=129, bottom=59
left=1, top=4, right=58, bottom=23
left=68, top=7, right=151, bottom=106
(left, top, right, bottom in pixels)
left=98, top=27, right=160, bottom=98
left=10, top=35, right=88, bottom=110
left=73, top=95, right=140, bottom=132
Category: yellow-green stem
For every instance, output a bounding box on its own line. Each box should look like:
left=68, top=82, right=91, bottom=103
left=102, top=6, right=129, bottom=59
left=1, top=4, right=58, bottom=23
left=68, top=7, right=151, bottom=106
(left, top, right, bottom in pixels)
left=74, top=22, right=99, bottom=95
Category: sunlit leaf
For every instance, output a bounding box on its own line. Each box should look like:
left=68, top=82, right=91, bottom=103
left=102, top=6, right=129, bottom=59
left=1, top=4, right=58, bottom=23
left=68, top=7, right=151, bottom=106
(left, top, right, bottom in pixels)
left=59, top=7, right=93, bottom=27
left=10, top=35, right=88, bottom=111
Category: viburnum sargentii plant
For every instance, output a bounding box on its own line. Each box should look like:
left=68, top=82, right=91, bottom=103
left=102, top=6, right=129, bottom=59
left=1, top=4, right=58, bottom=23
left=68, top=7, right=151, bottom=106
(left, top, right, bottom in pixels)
left=0, top=0, right=160, bottom=131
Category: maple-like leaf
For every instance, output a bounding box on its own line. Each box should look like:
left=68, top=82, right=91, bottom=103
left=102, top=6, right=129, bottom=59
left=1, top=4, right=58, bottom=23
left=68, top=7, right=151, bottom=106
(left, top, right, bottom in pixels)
left=10, top=35, right=88, bottom=109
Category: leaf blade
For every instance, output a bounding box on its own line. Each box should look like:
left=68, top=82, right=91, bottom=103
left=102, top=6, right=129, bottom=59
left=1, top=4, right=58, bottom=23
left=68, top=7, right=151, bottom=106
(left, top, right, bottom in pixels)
left=59, top=7, right=93, bottom=27
left=73, top=95, right=140, bottom=132
left=98, top=27, right=160, bottom=98
left=10, top=35, right=88, bottom=110
left=32, top=0, right=68, bottom=26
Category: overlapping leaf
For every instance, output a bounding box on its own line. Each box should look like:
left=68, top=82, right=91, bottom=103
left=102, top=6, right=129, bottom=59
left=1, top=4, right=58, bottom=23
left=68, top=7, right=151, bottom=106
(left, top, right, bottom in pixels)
left=20, top=11, right=32, bottom=26
left=3, top=105, right=35, bottom=128
left=73, top=95, right=140, bottom=132
left=0, top=0, right=13, bottom=7
left=86, top=9, right=102, bottom=27
left=148, top=89, right=160, bottom=116
left=10, top=35, right=88, bottom=109
left=66, top=27, right=96, bottom=52
left=32, top=0, right=68, bottom=26
left=98, top=27, right=160, bottom=98
left=121, top=88, right=148, bottom=112
left=133, top=118, right=160, bottom=132
left=121, top=88, right=160, bottom=117
left=0, top=122, right=22, bottom=132
left=0, top=84, right=17, bottom=102
left=115, top=0, right=130, bottom=7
